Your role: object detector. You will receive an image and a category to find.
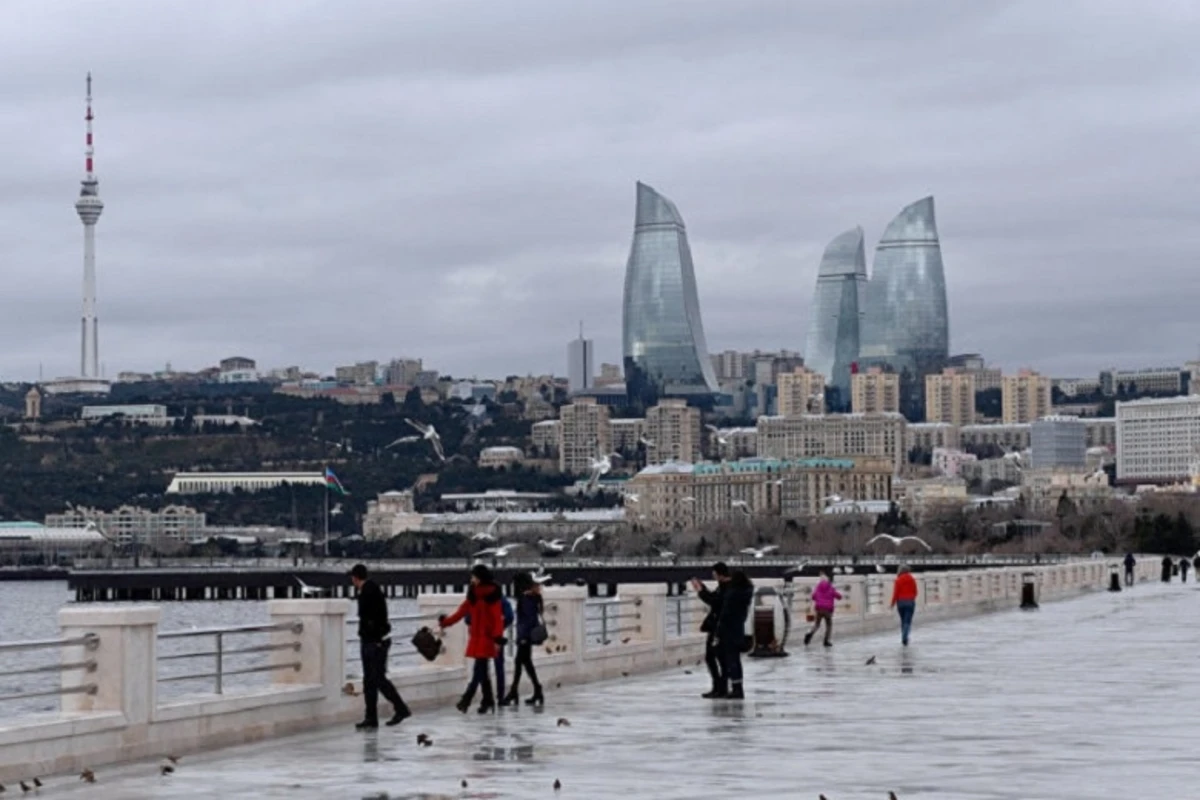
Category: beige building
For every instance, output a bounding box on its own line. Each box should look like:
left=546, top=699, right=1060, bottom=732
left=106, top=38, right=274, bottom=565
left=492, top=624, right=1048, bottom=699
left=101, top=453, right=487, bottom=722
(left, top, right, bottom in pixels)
left=1085, top=417, right=1116, bottom=449
left=608, top=417, right=647, bottom=455
left=1019, top=469, right=1112, bottom=514
left=595, top=363, right=624, bottom=387
left=24, top=387, right=41, bottom=420
left=1002, top=369, right=1051, bottom=424
left=46, top=504, right=206, bottom=549
left=960, top=423, right=1031, bottom=452
left=335, top=361, right=379, bottom=386
left=644, top=399, right=701, bottom=465
left=558, top=398, right=611, bottom=474
left=756, top=413, right=907, bottom=473
left=363, top=490, right=422, bottom=540
left=531, top=420, right=561, bottom=456
left=906, top=422, right=960, bottom=453
left=776, top=367, right=826, bottom=416
left=851, top=367, right=900, bottom=414
left=711, top=426, right=758, bottom=460
left=779, top=456, right=894, bottom=519
left=893, top=477, right=969, bottom=521
left=925, top=368, right=976, bottom=426
left=478, top=446, right=524, bottom=469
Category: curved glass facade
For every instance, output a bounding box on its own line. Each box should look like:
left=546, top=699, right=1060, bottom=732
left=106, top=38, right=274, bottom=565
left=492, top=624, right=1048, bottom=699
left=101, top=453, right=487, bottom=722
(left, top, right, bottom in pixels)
left=804, top=227, right=867, bottom=407
left=622, top=182, right=719, bottom=406
left=859, top=196, right=949, bottom=416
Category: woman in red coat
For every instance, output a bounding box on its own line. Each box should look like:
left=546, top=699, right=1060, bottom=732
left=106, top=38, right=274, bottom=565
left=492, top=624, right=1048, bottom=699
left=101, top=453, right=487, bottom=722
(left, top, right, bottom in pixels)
left=439, top=564, right=506, bottom=713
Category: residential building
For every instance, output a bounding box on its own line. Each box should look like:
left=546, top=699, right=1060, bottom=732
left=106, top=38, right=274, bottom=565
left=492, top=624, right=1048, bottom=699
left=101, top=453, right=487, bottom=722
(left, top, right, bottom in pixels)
left=1100, top=367, right=1183, bottom=397
left=1052, top=377, right=1101, bottom=398
left=384, top=358, right=424, bottom=387
left=644, top=398, right=701, bottom=464
left=420, top=509, right=625, bottom=539
left=906, top=422, right=960, bottom=453
left=478, top=446, right=524, bottom=469
left=24, top=387, right=41, bottom=420
left=531, top=420, right=561, bottom=457
left=1085, top=417, right=1116, bottom=450
left=450, top=381, right=496, bottom=402
left=779, top=456, right=894, bottom=519
left=1019, top=469, right=1112, bottom=514
left=711, top=350, right=751, bottom=382
left=596, top=363, right=624, bottom=387
left=608, top=417, right=646, bottom=455
left=925, top=368, right=976, bottom=426
left=363, top=490, right=422, bottom=540
left=1115, top=394, right=1200, bottom=484
left=622, top=181, right=719, bottom=405
left=1030, top=416, right=1087, bottom=471
left=961, top=455, right=1024, bottom=488
left=893, top=477, right=968, bottom=521
left=858, top=197, right=950, bottom=418
left=710, top=426, right=758, bottom=460
left=567, top=331, right=594, bottom=394
left=217, top=356, right=257, bottom=384
left=558, top=398, right=611, bottom=474
left=1001, top=369, right=1051, bottom=424
left=46, top=504, right=206, bottom=549
left=165, top=471, right=325, bottom=494
left=335, top=361, right=379, bottom=386
left=851, top=367, right=900, bottom=414
left=804, top=227, right=867, bottom=405
left=756, top=413, right=907, bottom=473
left=932, top=447, right=977, bottom=478
left=776, top=366, right=826, bottom=416
left=960, top=423, right=1031, bottom=452
left=81, top=404, right=168, bottom=423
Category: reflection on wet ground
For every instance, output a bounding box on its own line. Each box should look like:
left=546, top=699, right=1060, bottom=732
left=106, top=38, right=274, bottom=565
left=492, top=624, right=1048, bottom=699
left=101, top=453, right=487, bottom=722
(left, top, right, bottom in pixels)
left=25, top=583, right=1200, bottom=799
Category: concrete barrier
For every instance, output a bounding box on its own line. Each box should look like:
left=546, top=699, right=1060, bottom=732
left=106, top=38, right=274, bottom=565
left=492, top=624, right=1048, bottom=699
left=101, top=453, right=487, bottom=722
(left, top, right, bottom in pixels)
left=0, top=557, right=1161, bottom=783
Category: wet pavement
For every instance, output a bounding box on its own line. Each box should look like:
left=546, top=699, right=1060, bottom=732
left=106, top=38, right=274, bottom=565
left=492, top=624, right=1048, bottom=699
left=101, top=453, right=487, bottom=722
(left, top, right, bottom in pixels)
left=24, top=581, right=1199, bottom=799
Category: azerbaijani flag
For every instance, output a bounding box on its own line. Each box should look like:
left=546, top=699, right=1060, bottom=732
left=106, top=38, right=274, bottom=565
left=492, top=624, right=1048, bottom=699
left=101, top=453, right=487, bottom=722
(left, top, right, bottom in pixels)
left=324, top=467, right=348, bottom=495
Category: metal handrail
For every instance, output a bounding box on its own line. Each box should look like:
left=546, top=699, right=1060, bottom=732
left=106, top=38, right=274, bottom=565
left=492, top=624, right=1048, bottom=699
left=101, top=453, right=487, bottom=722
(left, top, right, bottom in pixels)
left=0, top=683, right=97, bottom=704
left=345, top=612, right=439, bottom=627
left=0, top=633, right=98, bottom=654
left=158, top=621, right=302, bottom=639
left=157, top=620, right=304, bottom=695
left=0, top=659, right=96, bottom=680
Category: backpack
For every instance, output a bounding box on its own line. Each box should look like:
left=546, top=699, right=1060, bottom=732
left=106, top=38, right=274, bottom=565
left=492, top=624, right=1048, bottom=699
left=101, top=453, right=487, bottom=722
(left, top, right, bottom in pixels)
left=501, top=596, right=515, bottom=629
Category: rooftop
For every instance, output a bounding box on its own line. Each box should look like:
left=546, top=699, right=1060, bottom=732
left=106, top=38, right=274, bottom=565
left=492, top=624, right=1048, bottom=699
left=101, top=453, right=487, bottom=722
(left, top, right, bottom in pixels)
left=48, top=583, right=1196, bottom=798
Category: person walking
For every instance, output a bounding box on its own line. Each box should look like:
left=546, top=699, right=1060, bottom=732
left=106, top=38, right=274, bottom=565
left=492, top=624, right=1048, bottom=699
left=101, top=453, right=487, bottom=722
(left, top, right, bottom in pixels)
left=503, top=572, right=545, bottom=707
left=804, top=570, right=842, bottom=648
left=1180, top=557, right=1191, bottom=584
left=439, top=564, right=506, bottom=714
left=495, top=594, right=515, bottom=706
left=1123, top=552, right=1136, bottom=586
left=1161, top=555, right=1173, bottom=583
left=714, top=570, right=753, bottom=700
left=349, top=564, right=411, bottom=730
left=691, top=562, right=731, bottom=699
left=1193, top=553, right=1200, bottom=577
left=890, top=565, right=919, bottom=646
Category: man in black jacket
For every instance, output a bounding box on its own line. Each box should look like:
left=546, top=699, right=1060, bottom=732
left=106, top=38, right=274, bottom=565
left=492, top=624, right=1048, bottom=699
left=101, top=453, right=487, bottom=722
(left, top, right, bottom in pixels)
left=350, top=564, right=411, bottom=730
left=691, top=562, right=731, bottom=699
left=714, top=571, right=754, bottom=700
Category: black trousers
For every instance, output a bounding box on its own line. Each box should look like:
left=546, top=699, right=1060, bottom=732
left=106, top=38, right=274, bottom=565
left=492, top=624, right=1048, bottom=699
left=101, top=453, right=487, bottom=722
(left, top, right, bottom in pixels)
left=704, top=632, right=723, bottom=689
left=463, top=657, right=494, bottom=703
left=361, top=640, right=404, bottom=722
left=717, top=637, right=743, bottom=685
left=510, top=641, right=541, bottom=693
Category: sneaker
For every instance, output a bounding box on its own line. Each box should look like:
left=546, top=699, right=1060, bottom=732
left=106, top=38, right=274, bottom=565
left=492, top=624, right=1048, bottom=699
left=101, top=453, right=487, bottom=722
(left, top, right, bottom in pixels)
left=386, top=706, right=412, bottom=726
left=803, top=632, right=813, bottom=646
left=355, top=719, right=379, bottom=731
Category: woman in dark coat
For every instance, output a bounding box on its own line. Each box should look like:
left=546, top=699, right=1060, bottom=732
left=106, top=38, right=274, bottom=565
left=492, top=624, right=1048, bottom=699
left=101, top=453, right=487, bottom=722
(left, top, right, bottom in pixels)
left=439, top=564, right=506, bottom=714
left=504, top=572, right=545, bottom=707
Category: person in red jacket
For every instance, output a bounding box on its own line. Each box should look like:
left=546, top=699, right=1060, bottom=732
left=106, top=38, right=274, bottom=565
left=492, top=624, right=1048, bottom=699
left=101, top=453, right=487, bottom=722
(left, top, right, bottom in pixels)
left=439, top=564, right=506, bottom=714
left=889, top=565, right=919, bottom=646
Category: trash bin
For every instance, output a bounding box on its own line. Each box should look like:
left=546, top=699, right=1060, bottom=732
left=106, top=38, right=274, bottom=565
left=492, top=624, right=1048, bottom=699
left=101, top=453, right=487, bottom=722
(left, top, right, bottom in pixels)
left=1020, top=571, right=1039, bottom=610
left=1108, top=565, right=1122, bottom=593
left=748, top=587, right=790, bottom=658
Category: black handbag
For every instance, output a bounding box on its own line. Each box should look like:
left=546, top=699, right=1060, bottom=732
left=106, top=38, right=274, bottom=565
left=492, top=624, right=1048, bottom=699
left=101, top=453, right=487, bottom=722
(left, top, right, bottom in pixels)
left=529, top=619, right=549, bottom=646
left=411, top=626, right=442, bottom=662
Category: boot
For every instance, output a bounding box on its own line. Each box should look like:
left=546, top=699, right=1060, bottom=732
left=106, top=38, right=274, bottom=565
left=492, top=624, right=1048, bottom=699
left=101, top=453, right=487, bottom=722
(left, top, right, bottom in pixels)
left=455, top=688, right=475, bottom=714
left=477, top=678, right=496, bottom=714
left=803, top=632, right=813, bottom=646
left=728, top=683, right=745, bottom=700
left=385, top=702, right=412, bottom=727
left=525, top=685, right=544, bottom=706
left=702, top=681, right=728, bottom=699
left=355, top=718, right=378, bottom=731
left=501, top=687, right=520, bottom=708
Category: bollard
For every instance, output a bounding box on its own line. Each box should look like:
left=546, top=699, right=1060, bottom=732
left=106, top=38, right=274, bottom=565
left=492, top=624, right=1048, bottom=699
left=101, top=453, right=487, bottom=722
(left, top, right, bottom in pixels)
left=1108, top=566, right=1122, bottom=593
left=1019, top=572, right=1039, bottom=610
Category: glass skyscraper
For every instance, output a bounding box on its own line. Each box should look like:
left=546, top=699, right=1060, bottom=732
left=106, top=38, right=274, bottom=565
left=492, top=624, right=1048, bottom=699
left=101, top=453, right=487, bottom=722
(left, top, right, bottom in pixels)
left=622, top=181, right=719, bottom=407
left=859, top=196, right=949, bottom=418
left=804, top=226, right=867, bottom=409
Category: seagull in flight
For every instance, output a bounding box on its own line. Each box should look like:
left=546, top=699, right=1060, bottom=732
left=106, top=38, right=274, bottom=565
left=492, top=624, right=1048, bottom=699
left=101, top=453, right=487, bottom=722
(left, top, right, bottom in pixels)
left=532, top=565, right=553, bottom=584
left=585, top=452, right=621, bottom=492
left=470, top=514, right=504, bottom=543
left=705, top=424, right=729, bottom=446
left=782, top=560, right=808, bottom=577
left=384, top=435, right=421, bottom=450
left=474, top=543, right=525, bottom=559
left=572, top=526, right=599, bottom=552
left=625, top=492, right=640, bottom=503
left=740, top=545, right=779, bottom=559
left=404, top=418, right=446, bottom=462
left=655, top=546, right=676, bottom=559
left=539, top=538, right=568, bottom=554
left=330, top=503, right=344, bottom=517
left=865, top=533, right=933, bottom=551
left=294, top=577, right=324, bottom=597
left=639, top=434, right=655, bottom=448
left=731, top=499, right=751, bottom=516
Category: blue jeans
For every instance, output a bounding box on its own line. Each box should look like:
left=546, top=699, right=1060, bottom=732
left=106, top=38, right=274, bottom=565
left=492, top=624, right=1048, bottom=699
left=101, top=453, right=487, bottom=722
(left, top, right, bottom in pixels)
left=896, top=601, right=915, bottom=645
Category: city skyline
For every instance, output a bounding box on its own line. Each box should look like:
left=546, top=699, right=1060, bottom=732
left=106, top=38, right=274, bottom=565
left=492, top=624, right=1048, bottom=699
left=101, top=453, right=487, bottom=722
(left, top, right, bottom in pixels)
left=2, top=1, right=1198, bottom=381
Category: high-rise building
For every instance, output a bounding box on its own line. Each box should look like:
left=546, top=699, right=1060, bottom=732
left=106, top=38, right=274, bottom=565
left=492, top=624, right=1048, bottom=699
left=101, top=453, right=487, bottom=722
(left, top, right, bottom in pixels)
left=804, top=227, right=867, bottom=406
left=1116, top=395, right=1200, bottom=484
left=567, top=326, right=594, bottom=394
left=756, top=413, right=907, bottom=473
left=851, top=367, right=900, bottom=414
left=947, top=353, right=1002, bottom=393
left=1030, top=415, right=1087, bottom=471
left=859, top=197, right=950, bottom=418
left=558, top=398, right=611, bottom=474
left=1002, top=369, right=1051, bottom=424
left=622, top=182, right=719, bottom=406
left=595, top=363, right=624, bottom=387
left=776, top=366, right=826, bottom=417
left=76, top=73, right=104, bottom=380
left=644, top=398, right=702, bottom=464
left=925, top=368, right=976, bottom=426
left=384, top=358, right=424, bottom=386
left=335, top=361, right=379, bottom=386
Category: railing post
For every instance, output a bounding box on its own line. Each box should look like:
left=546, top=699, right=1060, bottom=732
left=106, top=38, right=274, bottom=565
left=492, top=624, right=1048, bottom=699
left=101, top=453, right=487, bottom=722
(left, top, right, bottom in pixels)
left=215, top=633, right=224, bottom=695
left=268, top=598, right=350, bottom=703
left=620, top=583, right=666, bottom=650
left=541, top=586, right=587, bottom=665
left=58, top=606, right=160, bottom=727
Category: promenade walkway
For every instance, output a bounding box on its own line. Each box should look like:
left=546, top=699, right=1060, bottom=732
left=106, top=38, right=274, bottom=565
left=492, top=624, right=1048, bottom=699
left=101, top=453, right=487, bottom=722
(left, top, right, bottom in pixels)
left=30, top=581, right=1197, bottom=799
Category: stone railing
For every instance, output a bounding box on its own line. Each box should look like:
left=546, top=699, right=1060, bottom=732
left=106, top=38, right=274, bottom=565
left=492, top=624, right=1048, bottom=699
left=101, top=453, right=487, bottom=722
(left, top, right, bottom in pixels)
left=0, top=557, right=1160, bottom=783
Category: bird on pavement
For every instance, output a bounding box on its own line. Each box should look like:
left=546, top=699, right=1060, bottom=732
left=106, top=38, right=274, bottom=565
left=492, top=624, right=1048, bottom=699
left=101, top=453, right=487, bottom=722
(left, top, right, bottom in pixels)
left=865, top=533, right=932, bottom=551
left=865, top=655, right=876, bottom=665
left=19, top=782, right=30, bottom=793
left=557, top=718, right=571, bottom=727
left=80, top=770, right=95, bottom=783
left=160, top=765, right=174, bottom=776
left=554, top=779, right=562, bottom=791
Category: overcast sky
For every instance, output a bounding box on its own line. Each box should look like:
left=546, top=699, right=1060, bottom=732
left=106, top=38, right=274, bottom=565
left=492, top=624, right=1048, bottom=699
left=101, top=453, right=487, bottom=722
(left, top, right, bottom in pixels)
left=2, top=0, right=1198, bottom=382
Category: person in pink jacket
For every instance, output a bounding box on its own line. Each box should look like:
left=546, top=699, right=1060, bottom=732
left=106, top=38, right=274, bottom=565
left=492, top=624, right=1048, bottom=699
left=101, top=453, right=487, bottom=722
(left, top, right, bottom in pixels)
left=804, top=570, right=843, bottom=648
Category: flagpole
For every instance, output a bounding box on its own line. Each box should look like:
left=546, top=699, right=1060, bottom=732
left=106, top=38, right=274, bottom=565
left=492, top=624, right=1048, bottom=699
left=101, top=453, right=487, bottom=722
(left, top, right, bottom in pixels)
left=323, top=483, right=330, bottom=558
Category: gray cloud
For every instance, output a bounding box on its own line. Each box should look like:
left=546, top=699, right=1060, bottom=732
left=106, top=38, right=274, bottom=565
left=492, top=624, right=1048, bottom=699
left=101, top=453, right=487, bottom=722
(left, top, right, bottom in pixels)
left=2, top=0, right=1198, bottom=382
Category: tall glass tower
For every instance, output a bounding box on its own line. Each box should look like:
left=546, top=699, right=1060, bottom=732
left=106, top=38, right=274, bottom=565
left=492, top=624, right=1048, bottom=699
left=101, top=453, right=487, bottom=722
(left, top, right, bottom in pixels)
left=622, top=181, right=719, bottom=407
left=804, top=227, right=867, bottom=409
left=859, top=196, right=949, bottom=418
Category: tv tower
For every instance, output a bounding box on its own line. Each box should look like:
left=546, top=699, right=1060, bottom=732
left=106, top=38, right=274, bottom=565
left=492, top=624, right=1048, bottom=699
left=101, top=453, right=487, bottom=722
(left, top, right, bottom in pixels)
left=75, top=72, right=103, bottom=379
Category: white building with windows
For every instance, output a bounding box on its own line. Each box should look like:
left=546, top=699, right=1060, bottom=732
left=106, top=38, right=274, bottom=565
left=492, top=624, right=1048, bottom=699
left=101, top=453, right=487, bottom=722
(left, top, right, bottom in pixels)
left=165, top=471, right=325, bottom=494
left=45, top=505, right=206, bottom=548
left=1116, top=394, right=1200, bottom=484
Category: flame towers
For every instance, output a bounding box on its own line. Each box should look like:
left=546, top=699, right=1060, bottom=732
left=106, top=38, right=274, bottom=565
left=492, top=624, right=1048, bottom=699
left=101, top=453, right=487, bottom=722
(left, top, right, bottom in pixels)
left=622, top=182, right=719, bottom=407
left=75, top=73, right=104, bottom=379
left=804, top=227, right=867, bottom=407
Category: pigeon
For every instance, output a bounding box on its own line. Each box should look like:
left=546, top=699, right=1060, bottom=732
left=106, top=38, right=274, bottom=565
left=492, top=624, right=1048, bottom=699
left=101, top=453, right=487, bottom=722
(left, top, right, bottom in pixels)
left=865, top=656, right=877, bottom=665
left=160, top=765, right=174, bottom=776
left=557, top=718, right=571, bottom=727
left=621, top=637, right=631, bottom=644
left=621, top=671, right=629, bottom=677
left=31, top=781, right=40, bottom=789
left=889, top=793, right=899, bottom=800
left=342, top=682, right=357, bottom=696
left=18, top=784, right=29, bottom=794
left=554, top=779, right=562, bottom=791
left=461, top=779, right=469, bottom=788
left=79, top=770, right=96, bottom=784
left=417, top=733, right=432, bottom=747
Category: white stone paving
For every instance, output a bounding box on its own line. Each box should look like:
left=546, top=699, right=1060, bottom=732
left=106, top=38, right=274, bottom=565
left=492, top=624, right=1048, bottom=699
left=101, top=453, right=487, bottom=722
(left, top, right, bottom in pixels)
left=23, top=581, right=1199, bottom=800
